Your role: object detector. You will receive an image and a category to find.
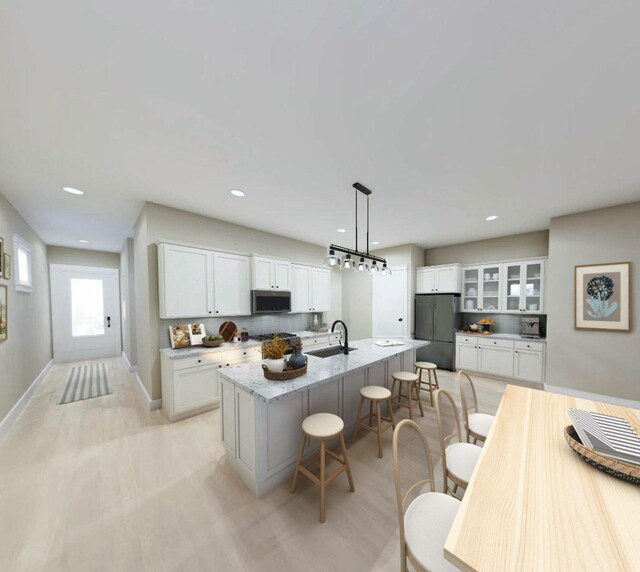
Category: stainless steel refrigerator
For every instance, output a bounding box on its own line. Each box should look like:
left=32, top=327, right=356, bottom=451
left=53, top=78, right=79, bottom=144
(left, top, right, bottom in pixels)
left=415, top=294, right=461, bottom=370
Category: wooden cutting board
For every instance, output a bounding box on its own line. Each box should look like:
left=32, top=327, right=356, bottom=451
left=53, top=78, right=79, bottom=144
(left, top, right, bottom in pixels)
left=219, top=321, right=237, bottom=342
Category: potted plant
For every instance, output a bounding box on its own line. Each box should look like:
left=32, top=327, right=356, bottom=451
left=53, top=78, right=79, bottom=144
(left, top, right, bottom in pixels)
left=263, top=335, right=288, bottom=373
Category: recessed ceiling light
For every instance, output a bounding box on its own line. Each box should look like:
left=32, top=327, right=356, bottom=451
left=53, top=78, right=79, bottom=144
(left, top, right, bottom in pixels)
left=372, top=241, right=380, bottom=245
left=485, top=215, right=498, bottom=221
left=337, top=228, right=346, bottom=233
left=63, top=187, right=84, bottom=195
left=78, top=240, right=89, bottom=243
left=230, top=189, right=245, bottom=197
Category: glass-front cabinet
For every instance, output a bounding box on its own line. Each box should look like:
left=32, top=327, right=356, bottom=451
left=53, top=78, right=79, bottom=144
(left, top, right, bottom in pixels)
left=501, top=260, right=545, bottom=313
left=462, top=264, right=503, bottom=312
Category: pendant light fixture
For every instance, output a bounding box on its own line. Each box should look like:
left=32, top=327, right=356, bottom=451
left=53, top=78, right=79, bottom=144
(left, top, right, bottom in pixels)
left=325, top=182, right=388, bottom=275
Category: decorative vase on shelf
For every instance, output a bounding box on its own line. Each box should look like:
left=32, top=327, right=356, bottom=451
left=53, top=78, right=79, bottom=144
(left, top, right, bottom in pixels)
left=264, top=358, right=285, bottom=373
left=289, top=345, right=306, bottom=370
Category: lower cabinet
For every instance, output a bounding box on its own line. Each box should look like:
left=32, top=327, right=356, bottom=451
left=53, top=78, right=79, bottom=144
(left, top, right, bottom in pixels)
left=174, top=364, right=219, bottom=412
left=455, top=337, right=545, bottom=383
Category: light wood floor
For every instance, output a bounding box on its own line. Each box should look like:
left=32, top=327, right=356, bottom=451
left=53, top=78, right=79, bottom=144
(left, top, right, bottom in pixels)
left=0, top=358, right=523, bottom=572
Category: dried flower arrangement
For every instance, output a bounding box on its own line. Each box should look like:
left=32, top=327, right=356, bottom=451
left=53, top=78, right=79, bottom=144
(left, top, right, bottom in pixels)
left=262, top=335, right=288, bottom=360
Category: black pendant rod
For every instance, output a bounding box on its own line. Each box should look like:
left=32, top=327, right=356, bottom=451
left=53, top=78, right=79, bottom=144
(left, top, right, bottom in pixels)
left=355, top=188, right=358, bottom=253
left=329, top=244, right=386, bottom=264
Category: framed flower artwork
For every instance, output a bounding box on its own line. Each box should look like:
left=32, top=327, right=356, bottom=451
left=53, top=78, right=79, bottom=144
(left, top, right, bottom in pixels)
left=575, top=262, right=630, bottom=331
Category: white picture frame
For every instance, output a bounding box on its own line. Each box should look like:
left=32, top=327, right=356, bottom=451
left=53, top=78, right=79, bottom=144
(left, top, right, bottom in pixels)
left=188, top=323, right=206, bottom=346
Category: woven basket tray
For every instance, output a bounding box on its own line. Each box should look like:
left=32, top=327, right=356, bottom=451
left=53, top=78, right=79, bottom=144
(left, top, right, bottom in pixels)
left=262, top=361, right=307, bottom=381
left=564, top=425, right=640, bottom=485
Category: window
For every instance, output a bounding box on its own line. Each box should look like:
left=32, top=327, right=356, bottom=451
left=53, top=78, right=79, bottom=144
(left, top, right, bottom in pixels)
left=71, top=278, right=105, bottom=337
left=13, top=234, right=33, bottom=292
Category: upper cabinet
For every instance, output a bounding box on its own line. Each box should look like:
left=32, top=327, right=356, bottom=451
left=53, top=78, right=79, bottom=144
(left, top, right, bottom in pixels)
left=460, top=258, right=546, bottom=314
left=291, top=264, right=331, bottom=313
left=416, top=264, right=462, bottom=293
left=158, top=243, right=251, bottom=318
left=251, top=256, right=291, bottom=291
left=502, top=259, right=545, bottom=314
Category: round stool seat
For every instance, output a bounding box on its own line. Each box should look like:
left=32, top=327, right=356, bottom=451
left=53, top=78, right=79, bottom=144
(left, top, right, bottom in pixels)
left=360, top=385, right=391, bottom=400
left=415, top=361, right=437, bottom=370
left=392, top=371, right=419, bottom=382
left=302, top=413, right=344, bottom=439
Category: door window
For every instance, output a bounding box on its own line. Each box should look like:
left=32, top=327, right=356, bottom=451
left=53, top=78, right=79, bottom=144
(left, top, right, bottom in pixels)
left=71, top=278, right=105, bottom=337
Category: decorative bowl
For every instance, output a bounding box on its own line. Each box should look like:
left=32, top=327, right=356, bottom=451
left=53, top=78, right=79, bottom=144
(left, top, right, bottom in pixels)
left=202, top=339, right=224, bottom=348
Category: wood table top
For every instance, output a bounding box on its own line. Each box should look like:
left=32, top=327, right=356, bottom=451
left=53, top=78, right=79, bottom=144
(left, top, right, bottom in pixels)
left=444, top=385, right=640, bottom=572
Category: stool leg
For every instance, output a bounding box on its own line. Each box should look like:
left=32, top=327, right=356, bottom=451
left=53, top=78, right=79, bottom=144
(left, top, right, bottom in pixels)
left=387, top=397, right=396, bottom=428
left=433, top=368, right=440, bottom=391
left=414, top=381, right=424, bottom=417
left=376, top=401, right=383, bottom=458
left=291, top=434, right=307, bottom=493
left=351, top=396, right=365, bottom=445
left=390, top=379, right=397, bottom=409
left=319, top=440, right=326, bottom=523
left=427, top=369, right=434, bottom=406
left=407, top=382, right=413, bottom=420
left=340, top=433, right=355, bottom=492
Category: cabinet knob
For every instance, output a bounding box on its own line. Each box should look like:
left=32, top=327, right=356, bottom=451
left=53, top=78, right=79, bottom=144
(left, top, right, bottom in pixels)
left=494, top=341, right=497, bottom=344
left=209, top=311, right=212, bottom=314
left=515, top=350, right=519, bottom=354
left=198, top=359, right=202, bottom=363
left=216, top=310, right=219, bottom=314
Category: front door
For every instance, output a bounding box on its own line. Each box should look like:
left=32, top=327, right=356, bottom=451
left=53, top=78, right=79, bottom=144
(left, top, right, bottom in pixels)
left=372, top=266, right=408, bottom=338
left=50, top=265, right=121, bottom=363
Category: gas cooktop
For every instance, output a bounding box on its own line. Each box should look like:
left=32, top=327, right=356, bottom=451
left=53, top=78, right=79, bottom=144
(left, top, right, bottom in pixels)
left=249, top=332, right=297, bottom=342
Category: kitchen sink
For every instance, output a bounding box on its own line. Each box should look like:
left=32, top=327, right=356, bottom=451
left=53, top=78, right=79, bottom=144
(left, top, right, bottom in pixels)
left=305, top=346, right=358, bottom=358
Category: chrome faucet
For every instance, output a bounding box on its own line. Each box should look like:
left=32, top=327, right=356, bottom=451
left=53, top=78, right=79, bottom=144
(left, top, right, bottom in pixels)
left=331, top=320, right=349, bottom=354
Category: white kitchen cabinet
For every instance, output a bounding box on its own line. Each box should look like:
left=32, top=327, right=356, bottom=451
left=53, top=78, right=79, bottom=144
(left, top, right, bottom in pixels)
left=416, top=264, right=461, bottom=293
left=290, top=264, right=331, bottom=313
left=456, top=339, right=478, bottom=370
left=158, top=244, right=214, bottom=318
left=251, top=256, right=291, bottom=291
left=514, top=341, right=545, bottom=383
left=477, top=344, right=514, bottom=378
left=462, top=264, right=502, bottom=312
left=213, top=252, right=251, bottom=316
left=502, top=259, right=546, bottom=314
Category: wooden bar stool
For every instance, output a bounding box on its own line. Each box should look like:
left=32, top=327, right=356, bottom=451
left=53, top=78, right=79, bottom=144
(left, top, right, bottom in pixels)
left=390, top=371, right=424, bottom=420
left=351, top=386, right=396, bottom=458
left=290, top=413, right=355, bottom=523
left=414, top=361, right=440, bottom=406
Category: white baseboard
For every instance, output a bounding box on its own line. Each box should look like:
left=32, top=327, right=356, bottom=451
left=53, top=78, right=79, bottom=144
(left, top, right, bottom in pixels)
left=132, top=372, right=162, bottom=411
left=121, top=351, right=138, bottom=373
left=545, top=384, right=640, bottom=410
left=0, top=359, right=54, bottom=442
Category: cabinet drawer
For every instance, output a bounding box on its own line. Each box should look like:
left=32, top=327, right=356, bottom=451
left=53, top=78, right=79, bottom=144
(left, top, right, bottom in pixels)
left=220, top=347, right=262, bottom=365
left=477, top=338, right=514, bottom=349
left=172, top=353, right=221, bottom=371
left=456, top=336, right=479, bottom=345
left=514, top=341, right=544, bottom=352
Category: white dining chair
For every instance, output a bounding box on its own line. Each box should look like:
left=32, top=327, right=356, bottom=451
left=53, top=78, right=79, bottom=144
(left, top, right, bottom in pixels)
left=457, top=370, right=495, bottom=444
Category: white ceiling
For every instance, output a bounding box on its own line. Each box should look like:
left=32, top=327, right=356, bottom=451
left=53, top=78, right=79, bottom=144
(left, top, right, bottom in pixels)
left=1, top=1, right=640, bottom=253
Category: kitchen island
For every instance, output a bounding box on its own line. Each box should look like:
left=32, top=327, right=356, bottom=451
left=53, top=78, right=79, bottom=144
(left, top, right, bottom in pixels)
left=219, top=338, right=429, bottom=496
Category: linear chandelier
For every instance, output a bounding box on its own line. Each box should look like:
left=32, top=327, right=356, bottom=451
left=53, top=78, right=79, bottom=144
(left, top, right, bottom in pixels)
left=324, top=182, right=390, bottom=275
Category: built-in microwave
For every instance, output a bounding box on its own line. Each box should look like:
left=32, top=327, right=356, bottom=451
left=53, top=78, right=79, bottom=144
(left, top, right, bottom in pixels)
left=251, top=290, right=291, bottom=314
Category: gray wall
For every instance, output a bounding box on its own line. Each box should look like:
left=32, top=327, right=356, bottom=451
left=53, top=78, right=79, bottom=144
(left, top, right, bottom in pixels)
left=134, top=202, right=343, bottom=401
left=0, top=191, right=52, bottom=423
left=120, top=238, right=137, bottom=368
left=47, top=245, right=120, bottom=269
left=546, top=202, right=640, bottom=400
left=424, top=230, right=549, bottom=266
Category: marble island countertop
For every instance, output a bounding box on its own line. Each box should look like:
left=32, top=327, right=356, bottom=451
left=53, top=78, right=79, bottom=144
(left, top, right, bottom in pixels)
left=219, top=338, right=429, bottom=402
left=160, top=330, right=340, bottom=360
left=456, top=331, right=546, bottom=342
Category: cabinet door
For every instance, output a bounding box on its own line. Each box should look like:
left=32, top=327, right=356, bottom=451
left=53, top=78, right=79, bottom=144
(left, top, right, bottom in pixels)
left=514, top=349, right=543, bottom=382
left=478, top=346, right=514, bottom=377
left=173, top=364, right=218, bottom=414
left=274, top=260, right=291, bottom=291
left=159, top=244, right=213, bottom=318
left=252, top=256, right=273, bottom=290
left=503, top=263, right=523, bottom=313
left=479, top=264, right=501, bottom=312
left=417, top=269, right=435, bottom=293
left=523, top=261, right=544, bottom=314
left=462, top=267, right=480, bottom=312
left=213, top=252, right=251, bottom=315
left=290, top=264, right=311, bottom=312
left=456, top=343, right=478, bottom=370
left=435, top=267, right=459, bottom=293
left=311, top=268, right=331, bottom=312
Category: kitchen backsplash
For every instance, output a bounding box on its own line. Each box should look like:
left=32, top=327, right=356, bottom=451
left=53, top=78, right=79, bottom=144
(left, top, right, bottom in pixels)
left=462, top=313, right=547, bottom=337
left=159, top=313, right=322, bottom=347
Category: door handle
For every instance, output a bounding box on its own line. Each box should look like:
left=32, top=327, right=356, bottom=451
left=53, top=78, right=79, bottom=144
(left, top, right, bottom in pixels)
left=107, top=316, right=111, bottom=328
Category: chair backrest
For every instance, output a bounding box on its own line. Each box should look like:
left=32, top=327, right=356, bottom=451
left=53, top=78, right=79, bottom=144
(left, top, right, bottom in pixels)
left=392, top=419, right=436, bottom=565
left=457, top=370, right=479, bottom=433
left=435, top=387, right=464, bottom=454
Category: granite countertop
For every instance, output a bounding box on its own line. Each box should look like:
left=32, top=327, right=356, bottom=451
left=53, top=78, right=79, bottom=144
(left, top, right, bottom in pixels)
left=456, top=331, right=546, bottom=343
left=219, top=338, right=429, bottom=402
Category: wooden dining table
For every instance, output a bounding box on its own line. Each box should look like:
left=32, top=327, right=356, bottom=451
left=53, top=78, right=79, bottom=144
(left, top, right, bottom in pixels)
left=444, top=384, right=640, bottom=571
